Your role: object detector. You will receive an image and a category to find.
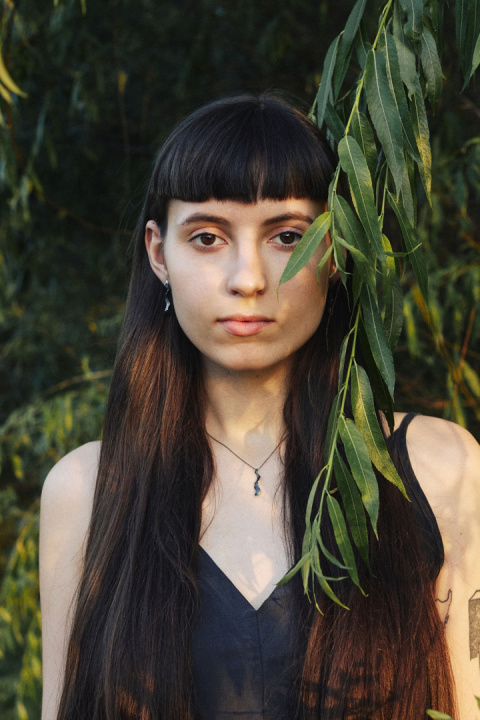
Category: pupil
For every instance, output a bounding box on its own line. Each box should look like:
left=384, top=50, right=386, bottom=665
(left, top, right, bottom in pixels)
left=282, top=232, right=296, bottom=244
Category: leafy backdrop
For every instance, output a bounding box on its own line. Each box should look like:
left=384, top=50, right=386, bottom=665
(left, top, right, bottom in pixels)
left=0, top=0, right=479, bottom=716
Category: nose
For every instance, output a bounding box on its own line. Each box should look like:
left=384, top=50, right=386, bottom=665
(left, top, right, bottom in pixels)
left=226, top=241, right=267, bottom=297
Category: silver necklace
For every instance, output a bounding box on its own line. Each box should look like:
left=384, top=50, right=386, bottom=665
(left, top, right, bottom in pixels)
left=206, top=432, right=282, bottom=496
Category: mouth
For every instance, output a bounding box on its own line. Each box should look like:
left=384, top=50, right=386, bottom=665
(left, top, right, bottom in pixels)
left=217, top=315, right=274, bottom=337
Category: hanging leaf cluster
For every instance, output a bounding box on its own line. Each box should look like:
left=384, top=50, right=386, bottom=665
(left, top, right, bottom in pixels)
left=279, top=0, right=479, bottom=607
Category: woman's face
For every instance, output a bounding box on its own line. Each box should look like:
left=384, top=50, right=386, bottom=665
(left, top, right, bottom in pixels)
left=145, top=198, right=335, bottom=377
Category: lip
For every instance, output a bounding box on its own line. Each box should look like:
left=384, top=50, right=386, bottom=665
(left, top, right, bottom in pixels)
left=217, top=315, right=274, bottom=337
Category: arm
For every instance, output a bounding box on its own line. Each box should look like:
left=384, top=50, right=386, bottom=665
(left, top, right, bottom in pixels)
left=39, top=442, right=99, bottom=720
left=405, top=415, right=480, bottom=720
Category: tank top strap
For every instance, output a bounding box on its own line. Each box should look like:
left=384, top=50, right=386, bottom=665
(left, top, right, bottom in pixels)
left=388, top=412, right=444, bottom=579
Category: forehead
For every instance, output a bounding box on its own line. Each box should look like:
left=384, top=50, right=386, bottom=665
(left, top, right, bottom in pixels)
left=166, top=197, right=323, bottom=229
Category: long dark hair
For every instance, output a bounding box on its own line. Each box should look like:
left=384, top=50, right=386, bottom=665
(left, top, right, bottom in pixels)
left=57, top=94, right=457, bottom=719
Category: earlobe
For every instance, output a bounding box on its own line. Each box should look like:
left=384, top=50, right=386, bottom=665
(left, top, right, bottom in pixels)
left=145, top=220, right=168, bottom=283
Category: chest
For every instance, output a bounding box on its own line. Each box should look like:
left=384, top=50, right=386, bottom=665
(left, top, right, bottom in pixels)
left=199, top=459, right=291, bottom=610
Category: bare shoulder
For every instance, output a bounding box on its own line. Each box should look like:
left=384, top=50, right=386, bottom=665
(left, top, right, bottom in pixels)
left=41, top=440, right=100, bottom=519
left=40, top=442, right=101, bottom=720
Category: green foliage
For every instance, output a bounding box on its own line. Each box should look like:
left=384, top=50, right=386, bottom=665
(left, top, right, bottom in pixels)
left=281, top=0, right=480, bottom=605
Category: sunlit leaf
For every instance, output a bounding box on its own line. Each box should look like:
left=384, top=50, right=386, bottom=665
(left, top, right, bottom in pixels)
left=0, top=45, right=27, bottom=98
left=327, top=493, right=363, bottom=589
left=351, top=363, right=408, bottom=496
left=279, top=212, right=331, bottom=285
left=365, top=49, right=405, bottom=194
left=334, top=449, right=370, bottom=567
left=410, top=76, right=432, bottom=202
left=426, top=711, right=454, bottom=719
left=361, top=285, right=395, bottom=397
left=337, top=136, right=384, bottom=259
left=338, top=416, right=379, bottom=536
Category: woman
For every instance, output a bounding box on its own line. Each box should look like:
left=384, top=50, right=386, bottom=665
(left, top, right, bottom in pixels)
left=39, top=94, right=480, bottom=720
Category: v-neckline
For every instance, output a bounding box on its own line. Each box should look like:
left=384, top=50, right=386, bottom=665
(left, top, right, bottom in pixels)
left=198, top=545, right=291, bottom=614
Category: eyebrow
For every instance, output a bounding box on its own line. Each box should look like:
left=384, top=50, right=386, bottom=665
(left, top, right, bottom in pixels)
left=179, top=211, right=315, bottom=227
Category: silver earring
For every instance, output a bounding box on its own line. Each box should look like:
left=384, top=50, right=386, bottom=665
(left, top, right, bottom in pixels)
left=164, top=280, right=171, bottom=312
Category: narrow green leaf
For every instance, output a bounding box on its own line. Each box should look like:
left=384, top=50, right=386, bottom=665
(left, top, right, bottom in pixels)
left=316, top=573, right=350, bottom=610
left=384, top=274, right=404, bottom=352
left=333, top=0, right=368, bottom=96
left=277, top=553, right=310, bottom=584
left=279, top=212, right=331, bottom=285
left=325, top=393, right=342, bottom=460
left=337, top=136, right=385, bottom=259
left=338, top=416, right=380, bottom=537
left=400, top=0, right=424, bottom=40
left=388, top=191, right=429, bottom=301
left=393, top=1, right=417, bottom=95
left=463, top=9, right=480, bottom=87
left=324, top=102, right=346, bottom=144
left=351, top=363, right=408, bottom=497
left=327, top=493, right=363, bottom=588
left=462, top=360, right=480, bottom=399
left=334, top=450, right=370, bottom=567
left=360, top=285, right=396, bottom=397
left=333, top=195, right=376, bottom=297
left=351, top=108, right=378, bottom=182
left=410, top=76, right=432, bottom=202
left=314, top=517, right=350, bottom=570
left=382, top=30, right=421, bottom=162
left=400, top=156, right=416, bottom=225
left=338, top=331, right=351, bottom=391
left=365, top=50, right=405, bottom=194
left=316, top=36, right=341, bottom=129
left=419, top=27, right=442, bottom=105
left=358, top=321, right=394, bottom=431
left=355, top=21, right=370, bottom=69
left=426, top=711, right=454, bottom=720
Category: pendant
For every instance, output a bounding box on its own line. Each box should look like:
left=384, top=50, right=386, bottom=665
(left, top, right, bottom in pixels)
left=254, top=469, right=261, bottom=496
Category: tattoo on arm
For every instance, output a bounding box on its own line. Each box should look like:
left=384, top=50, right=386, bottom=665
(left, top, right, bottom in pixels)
left=435, top=588, right=452, bottom=627
left=469, top=590, right=480, bottom=665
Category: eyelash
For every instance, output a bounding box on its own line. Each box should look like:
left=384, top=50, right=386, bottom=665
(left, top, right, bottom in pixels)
left=189, top=230, right=303, bottom=249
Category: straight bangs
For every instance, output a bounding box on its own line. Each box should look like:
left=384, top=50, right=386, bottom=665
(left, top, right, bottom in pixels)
left=150, top=95, right=335, bottom=211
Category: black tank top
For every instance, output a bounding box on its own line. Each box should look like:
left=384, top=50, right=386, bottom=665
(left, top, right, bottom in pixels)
left=191, top=413, right=444, bottom=719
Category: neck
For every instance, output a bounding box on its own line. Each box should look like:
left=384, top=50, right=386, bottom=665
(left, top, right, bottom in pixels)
left=203, top=363, right=288, bottom=451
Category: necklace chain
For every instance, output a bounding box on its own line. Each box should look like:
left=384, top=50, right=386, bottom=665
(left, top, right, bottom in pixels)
left=206, top=432, right=282, bottom=496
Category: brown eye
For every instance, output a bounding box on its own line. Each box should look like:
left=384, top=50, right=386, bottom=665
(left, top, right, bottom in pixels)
left=193, top=233, right=218, bottom=246
left=277, top=232, right=301, bottom=246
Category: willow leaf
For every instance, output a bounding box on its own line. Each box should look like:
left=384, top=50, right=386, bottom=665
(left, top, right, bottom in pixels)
left=365, top=50, right=405, bottom=194
left=334, top=450, right=370, bottom=567
left=0, top=45, right=27, bottom=98
left=400, top=156, right=416, bottom=225
left=360, top=285, right=395, bottom=397
left=410, top=76, right=432, bottom=202
left=419, top=27, right=442, bottom=105
left=384, top=274, right=404, bottom=352
left=325, top=392, right=342, bottom=460
left=393, top=1, right=417, bottom=95
left=351, top=363, right=408, bottom=497
left=388, top=191, right=429, bottom=301
left=355, top=21, right=370, bottom=69
left=337, top=136, right=384, bottom=259
left=317, top=36, right=341, bottom=129
left=324, top=102, right=346, bottom=144
left=333, top=0, right=368, bottom=96
left=463, top=3, right=480, bottom=87
left=279, top=212, right=331, bottom=285
left=400, top=0, right=424, bottom=40
left=338, top=332, right=350, bottom=391
left=358, top=321, right=394, bottom=431
left=334, top=195, right=376, bottom=298
left=314, top=518, right=349, bottom=570
left=382, top=30, right=420, bottom=162
left=351, top=108, right=378, bottom=182
left=338, top=416, right=379, bottom=537
left=317, top=574, right=349, bottom=610
left=277, top=553, right=310, bottom=585
left=327, top=493, right=363, bottom=589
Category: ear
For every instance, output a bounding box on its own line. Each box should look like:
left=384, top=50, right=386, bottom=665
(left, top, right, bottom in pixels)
left=145, top=220, right=168, bottom=284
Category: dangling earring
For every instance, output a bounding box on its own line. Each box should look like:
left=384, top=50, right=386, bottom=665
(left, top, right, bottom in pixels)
left=164, top=279, right=171, bottom=312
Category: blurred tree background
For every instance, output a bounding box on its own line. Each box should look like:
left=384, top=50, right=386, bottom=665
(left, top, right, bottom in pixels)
left=0, top=0, right=478, bottom=716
